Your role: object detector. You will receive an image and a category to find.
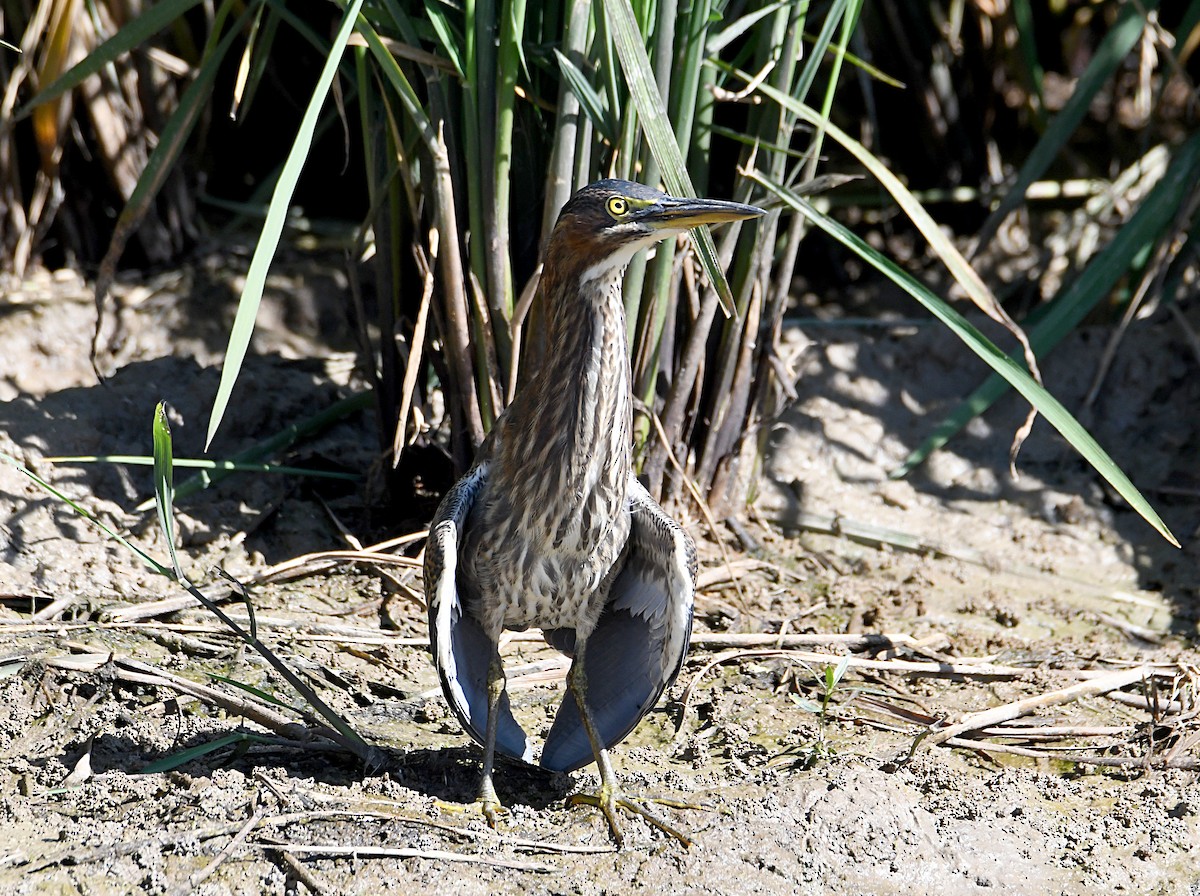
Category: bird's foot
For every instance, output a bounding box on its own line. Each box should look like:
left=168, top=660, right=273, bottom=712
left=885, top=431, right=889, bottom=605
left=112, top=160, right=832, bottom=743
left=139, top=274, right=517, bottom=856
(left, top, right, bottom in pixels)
left=569, top=784, right=695, bottom=848
left=435, top=779, right=509, bottom=829
left=434, top=797, right=509, bottom=828
left=476, top=795, right=508, bottom=828
left=474, top=774, right=508, bottom=828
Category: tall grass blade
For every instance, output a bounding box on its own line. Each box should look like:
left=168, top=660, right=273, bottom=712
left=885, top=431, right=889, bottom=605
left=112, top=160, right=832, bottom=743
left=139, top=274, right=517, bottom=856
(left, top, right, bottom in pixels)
left=206, top=0, right=366, bottom=449
left=894, top=131, right=1200, bottom=487
left=152, top=402, right=185, bottom=583
left=421, top=0, right=467, bottom=77
left=14, top=0, right=203, bottom=118
left=602, top=0, right=737, bottom=317
left=971, top=2, right=1152, bottom=255
left=792, top=0, right=849, bottom=139
left=554, top=49, right=616, bottom=143
left=753, top=176, right=1178, bottom=548
left=736, top=73, right=1038, bottom=379
left=146, top=411, right=376, bottom=760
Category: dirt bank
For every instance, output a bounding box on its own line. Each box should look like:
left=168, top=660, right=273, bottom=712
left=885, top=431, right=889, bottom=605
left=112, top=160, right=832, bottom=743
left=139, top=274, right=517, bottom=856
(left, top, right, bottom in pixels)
left=1, top=256, right=1197, bottom=894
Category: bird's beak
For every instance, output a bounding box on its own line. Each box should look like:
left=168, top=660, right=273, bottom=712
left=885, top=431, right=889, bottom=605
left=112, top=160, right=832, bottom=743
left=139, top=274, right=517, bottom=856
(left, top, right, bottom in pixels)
left=641, top=195, right=766, bottom=231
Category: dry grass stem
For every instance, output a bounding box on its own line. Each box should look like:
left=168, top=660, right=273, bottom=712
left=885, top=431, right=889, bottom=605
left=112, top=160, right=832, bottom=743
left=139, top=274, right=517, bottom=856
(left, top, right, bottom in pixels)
left=925, top=666, right=1155, bottom=746
left=267, top=848, right=329, bottom=895
left=688, top=632, right=944, bottom=650
left=1107, top=689, right=1189, bottom=715
left=392, top=240, right=437, bottom=465
left=172, top=804, right=269, bottom=896
left=942, top=737, right=1074, bottom=759
left=695, top=553, right=811, bottom=590
left=103, top=537, right=426, bottom=623
left=648, top=409, right=748, bottom=611
left=28, top=595, right=78, bottom=623
left=256, top=842, right=556, bottom=873
left=680, top=648, right=1033, bottom=723
left=1056, top=754, right=1200, bottom=771
left=42, top=651, right=347, bottom=751
left=978, top=725, right=1132, bottom=738
left=18, top=805, right=589, bottom=877
left=261, top=797, right=613, bottom=855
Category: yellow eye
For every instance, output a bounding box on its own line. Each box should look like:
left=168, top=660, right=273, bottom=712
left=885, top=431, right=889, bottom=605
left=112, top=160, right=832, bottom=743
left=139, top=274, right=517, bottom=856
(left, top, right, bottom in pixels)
left=606, top=196, right=628, bottom=217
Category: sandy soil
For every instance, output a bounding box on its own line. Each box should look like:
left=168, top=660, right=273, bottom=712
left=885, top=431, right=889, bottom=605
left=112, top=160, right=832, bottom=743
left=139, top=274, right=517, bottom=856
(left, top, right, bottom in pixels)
left=1, top=253, right=1197, bottom=895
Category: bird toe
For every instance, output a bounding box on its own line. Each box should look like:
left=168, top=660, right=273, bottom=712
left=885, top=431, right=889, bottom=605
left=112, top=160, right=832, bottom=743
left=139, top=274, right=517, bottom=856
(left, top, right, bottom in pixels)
left=568, top=786, right=695, bottom=849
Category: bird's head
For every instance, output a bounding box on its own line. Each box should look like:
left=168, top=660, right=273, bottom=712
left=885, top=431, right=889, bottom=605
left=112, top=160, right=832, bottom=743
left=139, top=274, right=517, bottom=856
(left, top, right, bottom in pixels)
left=549, top=179, right=765, bottom=284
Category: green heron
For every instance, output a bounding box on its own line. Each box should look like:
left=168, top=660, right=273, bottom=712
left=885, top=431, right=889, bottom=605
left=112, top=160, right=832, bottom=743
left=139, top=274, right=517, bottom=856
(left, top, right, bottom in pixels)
left=424, top=179, right=764, bottom=846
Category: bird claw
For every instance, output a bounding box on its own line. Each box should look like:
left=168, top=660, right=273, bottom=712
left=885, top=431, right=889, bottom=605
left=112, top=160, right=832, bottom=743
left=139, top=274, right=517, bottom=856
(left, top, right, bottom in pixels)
left=477, top=796, right=508, bottom=828
left=471, top=772, right=509, bottom=827
left=434, top=794, right=509, bottom=828
left=569, top=786, right=695, bottom=848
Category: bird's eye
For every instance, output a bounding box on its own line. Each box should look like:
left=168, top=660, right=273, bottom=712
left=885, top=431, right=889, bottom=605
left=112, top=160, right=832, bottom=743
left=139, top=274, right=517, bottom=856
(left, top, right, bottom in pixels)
left=606, top=197, right=628, bottom=217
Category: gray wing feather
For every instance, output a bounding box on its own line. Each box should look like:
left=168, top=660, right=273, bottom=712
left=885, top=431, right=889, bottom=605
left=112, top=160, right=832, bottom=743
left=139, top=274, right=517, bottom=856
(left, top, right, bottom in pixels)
left=425, top=464, right=534, bottom=763
left=540, top=476, right=695, bottom=772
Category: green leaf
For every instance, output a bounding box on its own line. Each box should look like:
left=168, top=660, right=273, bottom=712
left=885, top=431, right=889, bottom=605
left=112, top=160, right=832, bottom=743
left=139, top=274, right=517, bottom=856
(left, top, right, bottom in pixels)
left=973, top=2, right=1153, bottom=253
left=792, top=0, right=850, bottom=118
left=708, top=2, right=791, bottom=54
left=44, top=455, right=359, bottom=481
left=206, top=0, right=367, bottom=449
left=152, top=402, right=185, bottom=584
left=420, top=0, right=467, bottom=78
left=554, top=49, right=616, bottom=144
left=753, top=177, right=1178, bottom=548
left=896, top=131, right=1200, bottom=485
left=743, top=83, right=1040, bottom=380
left=791, top=695, right=825, bottom=715
left=0, top=453, right=173, bottom=576
left=14, top=0, right=203, bottom=118
left=140, top=732, right=276, bottom=774
left=728, top=71, right=992, bottom=314
left=209, top=673, right=303, bottom=711
left=602, top=0, right=738, bottom=317
left=828, top=655, right=851, bottom=690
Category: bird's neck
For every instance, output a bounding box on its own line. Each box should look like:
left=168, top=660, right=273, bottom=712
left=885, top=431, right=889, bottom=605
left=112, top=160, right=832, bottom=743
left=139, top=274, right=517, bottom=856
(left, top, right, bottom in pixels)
left=539, top=264, right=632, bottom=483
left=488, top=255, right=632, bottom=506
left=467, top=250, right=634, bottom=601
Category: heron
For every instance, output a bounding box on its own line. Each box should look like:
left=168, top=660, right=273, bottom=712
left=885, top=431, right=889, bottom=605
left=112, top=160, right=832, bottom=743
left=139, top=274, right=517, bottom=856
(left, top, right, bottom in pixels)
left=424, top=179, right=765, bottom=846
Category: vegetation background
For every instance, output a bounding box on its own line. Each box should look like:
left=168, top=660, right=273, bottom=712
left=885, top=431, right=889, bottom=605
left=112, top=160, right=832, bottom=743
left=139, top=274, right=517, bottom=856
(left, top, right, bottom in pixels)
left=2, top=0, right=1194, bottom=534
left=0, top=1, right=1198, bottom=892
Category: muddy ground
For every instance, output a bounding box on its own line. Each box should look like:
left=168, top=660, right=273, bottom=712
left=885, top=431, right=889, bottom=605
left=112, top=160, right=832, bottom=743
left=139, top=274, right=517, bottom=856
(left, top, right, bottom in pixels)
left=1, top=252, right=1198, bottom=895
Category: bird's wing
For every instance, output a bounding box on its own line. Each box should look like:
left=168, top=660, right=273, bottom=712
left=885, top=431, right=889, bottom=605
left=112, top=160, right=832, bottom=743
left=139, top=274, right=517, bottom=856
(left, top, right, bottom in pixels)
left=540, top=475, right=696, bottom=772
left=425, top=463, right=534, bottom=763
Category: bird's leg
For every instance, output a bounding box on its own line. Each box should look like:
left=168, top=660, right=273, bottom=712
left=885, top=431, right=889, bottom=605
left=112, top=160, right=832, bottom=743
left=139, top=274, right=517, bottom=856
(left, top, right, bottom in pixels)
left=565, top=643, right=693, bottom=848
left=475, top=649, right=507, bottom=826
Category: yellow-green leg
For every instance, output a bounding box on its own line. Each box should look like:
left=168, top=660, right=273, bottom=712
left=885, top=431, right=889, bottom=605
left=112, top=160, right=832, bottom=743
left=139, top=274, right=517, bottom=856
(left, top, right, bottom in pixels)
left=565, top=644, right=693, bottom=848
left=476, top=650, right=508, bottom=826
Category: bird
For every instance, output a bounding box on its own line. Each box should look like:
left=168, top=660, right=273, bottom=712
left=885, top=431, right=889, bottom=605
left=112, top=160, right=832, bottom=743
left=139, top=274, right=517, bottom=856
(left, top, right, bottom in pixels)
left=423, top=179, right=765, bottom=846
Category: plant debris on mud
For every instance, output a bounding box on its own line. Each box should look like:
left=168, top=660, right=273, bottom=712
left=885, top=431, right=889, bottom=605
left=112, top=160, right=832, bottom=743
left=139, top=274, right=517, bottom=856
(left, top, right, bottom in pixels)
left=1, top=259, right=1198, bottom=895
